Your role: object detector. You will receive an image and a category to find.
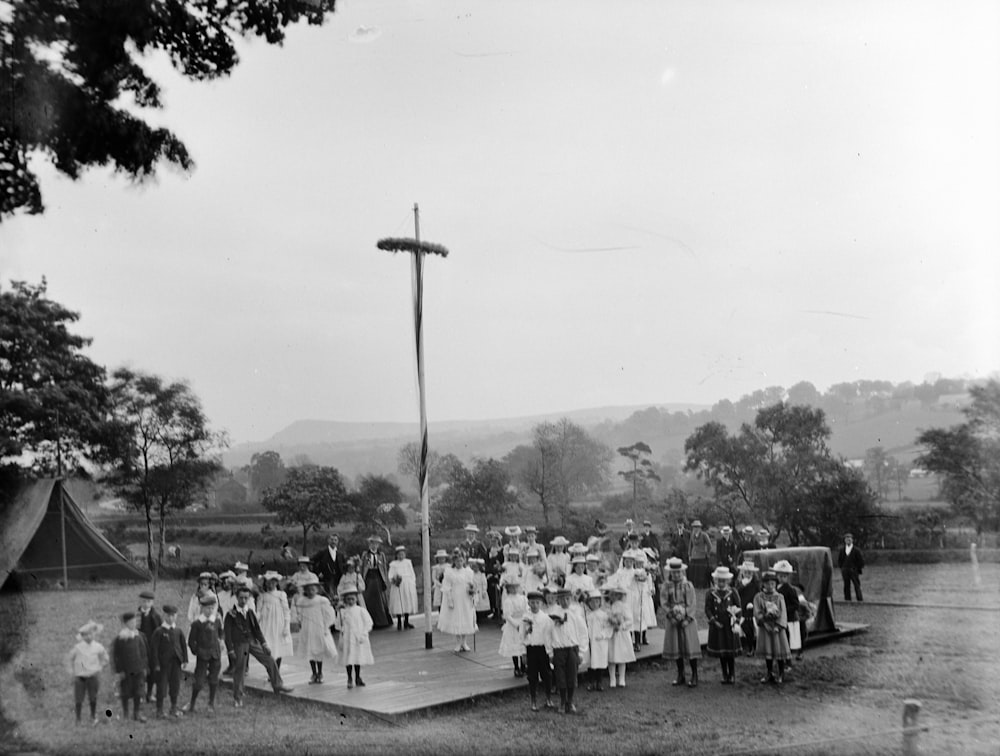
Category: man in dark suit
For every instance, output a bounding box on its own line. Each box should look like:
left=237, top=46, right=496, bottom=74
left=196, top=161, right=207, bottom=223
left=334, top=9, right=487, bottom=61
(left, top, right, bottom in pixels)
left=150, top=604, right=187, bottom=718
left=716, top=526, right=739, bottom=572
left=311, top=532, right=347, bottom=600
left=837, top=533, right=865, bottom=601
left=639, top=520, right=661, bottom=560
left=669, top=520, right=689, bottom=563
left=137, top=590, right=162, bottom=703
left=738, top=526, right=758, bottom=555
left=459, top=523, right=488, bottom=562
left=224, top=586, right=292, bottom=706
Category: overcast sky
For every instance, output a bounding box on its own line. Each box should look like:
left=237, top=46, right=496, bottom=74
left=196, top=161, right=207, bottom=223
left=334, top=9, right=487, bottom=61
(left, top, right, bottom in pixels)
left=2, top=0, right=998, bottom=444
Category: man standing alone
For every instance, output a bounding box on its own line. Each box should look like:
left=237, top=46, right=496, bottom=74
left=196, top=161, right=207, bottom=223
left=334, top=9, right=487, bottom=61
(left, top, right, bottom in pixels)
left=837, top=533, right=864, bottom=601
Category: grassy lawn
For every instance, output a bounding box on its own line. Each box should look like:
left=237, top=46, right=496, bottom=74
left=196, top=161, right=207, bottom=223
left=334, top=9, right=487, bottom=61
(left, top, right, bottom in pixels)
left=2, top=564, right=999, bottom=755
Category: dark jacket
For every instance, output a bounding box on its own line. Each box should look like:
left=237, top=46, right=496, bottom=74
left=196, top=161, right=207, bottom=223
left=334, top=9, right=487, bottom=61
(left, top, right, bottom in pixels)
left=838, top=545, right=864, bottom=573
left=716, top=536, right=739, bottom=571
left=460, top=539, right=488, bottom=562
left=669, top=530, right=689, bottom=562
left=150, top=625, right=188, bottom=672
left=112, top=633, right=148, bottom=675
left=224, top=607, right=267, bottom=649
left=311, top=545, right=348, bottom=597
left=138, top=607, right=163, bottom=643
left=776, top=582, right=800, bottom=620
left=187, top=616, right=224, bottom=660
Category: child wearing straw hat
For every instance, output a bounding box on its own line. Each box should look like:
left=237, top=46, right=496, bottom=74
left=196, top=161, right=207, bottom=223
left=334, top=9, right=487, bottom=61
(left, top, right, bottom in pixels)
left=499, top=578, right=528, bottom=677
left=294, top=577, right=338, bottom=684
left=705, top=566, right=742, bottom=684
left=754, top=570, right=791, bottom=684
left=564, top=556, right=595, bottom=606
left=773, top=560, right=802, bottom=667
left=523, top=547, right=548, bottom=596
left=187, top=572, right=217, bottom=626
left=388, top=544, right=418, bottom=630
left=520, top=590, right=555, bottom=712
left=339, top=585, right=374, bottom=688
left=66, top=620, right=109, bottom=724
left=149, top=605, right=187, bottom=718
left=584, top=589, right=610, bottom=692
left=661, top=557, right=702, bottom=688
left=604, top=583, right=636, bottom=688
left=547, top=536, right=571, bottom=586
left=736, top=560, right=761, bottom=656
left=432, top=548, right=450, bottom=611
left=258, top=571, right=294, bottom=668
left=289, top=557, right=319, bottom=593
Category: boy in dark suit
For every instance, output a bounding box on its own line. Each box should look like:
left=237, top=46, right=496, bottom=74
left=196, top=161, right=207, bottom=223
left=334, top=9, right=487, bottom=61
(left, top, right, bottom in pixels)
left=224, top=585, right=292, bottom=707
left=185, top=595, right=223, bottom=715
left=111, top=612, right=149, bottom=723
left=837, top=533, right=865, bottom=601
left=137, top=590, right=162, bottom=702
left=150, top=605, right=187, bottom=718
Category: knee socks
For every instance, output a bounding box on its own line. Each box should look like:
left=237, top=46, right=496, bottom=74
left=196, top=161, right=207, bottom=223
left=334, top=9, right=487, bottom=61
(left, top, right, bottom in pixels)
left=346, top=666, right=353, bottom=682
left=616, top=663, right=626, bottom=685
left=353, top=664, right=362, bottom=682
left=316, top=661, right=323, bottom=677
left=512, top=656, right=521, bottom=671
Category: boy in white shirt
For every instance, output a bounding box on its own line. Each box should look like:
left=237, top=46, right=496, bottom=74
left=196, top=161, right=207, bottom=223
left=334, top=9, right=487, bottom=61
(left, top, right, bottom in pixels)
left=519, top=590, right=554, bottom=712
left=66, top=621, right=109, bottom=724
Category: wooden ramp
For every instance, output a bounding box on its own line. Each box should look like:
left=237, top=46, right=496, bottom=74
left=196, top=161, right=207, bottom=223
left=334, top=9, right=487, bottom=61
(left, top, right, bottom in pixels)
left=233, top=619, right=866, bottom=720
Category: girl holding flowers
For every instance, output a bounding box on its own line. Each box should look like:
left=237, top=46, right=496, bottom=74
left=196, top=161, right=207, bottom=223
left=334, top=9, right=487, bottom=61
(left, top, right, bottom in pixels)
left=661, top=557, right=702, bottom=687
left=499, top=578, right=528, bottom=677
left=437, top=550, right=478, bottom=652
left=564, top=556, right=595, bottom=607
left=705, top=566, right=742, bottom=684
left=605, top=583, right=636, bottom=688
left=754, top=570, right=791, bottom=684
left=388, top=545, right=418, bottom=631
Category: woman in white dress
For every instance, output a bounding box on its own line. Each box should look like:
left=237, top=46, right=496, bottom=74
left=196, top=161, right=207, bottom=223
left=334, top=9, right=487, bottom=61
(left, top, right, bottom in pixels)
left=257, top=571, right=294, bottom=668
left=437, top=550, right=478, bottom=652
left=388, top=545, right=418, bottom=631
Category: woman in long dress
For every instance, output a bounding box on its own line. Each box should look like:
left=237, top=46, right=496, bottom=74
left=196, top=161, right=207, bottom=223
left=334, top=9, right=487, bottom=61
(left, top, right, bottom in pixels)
left=387, top=545, right=418, bottom=631
left=437, top=550, right=478, bottom=652
left=661, top=557, right=702, bottom=687
left=257, top=571, right=293, bottom=669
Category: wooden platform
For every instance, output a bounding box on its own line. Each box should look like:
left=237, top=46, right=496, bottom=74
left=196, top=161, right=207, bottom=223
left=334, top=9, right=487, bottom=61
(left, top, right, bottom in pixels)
left=231, top=617, right=867, bottom=720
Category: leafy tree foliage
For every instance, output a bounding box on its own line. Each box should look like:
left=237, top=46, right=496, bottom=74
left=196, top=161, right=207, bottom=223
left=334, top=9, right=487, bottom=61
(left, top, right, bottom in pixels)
left=2, top=0, right=336, bottom=219
left=0, top=279, right=109, bottom=473
left=396, top=442, right=461, bottom=491
left=916, top=381, right=1000, bottom=535
left=616, top=441, right=660, bottom=514
left=348, top=474, right=406, bottom=541
left=435, top=457, right=519, bottom=530
left=247, top=449, right=286, bottom=501
left=103, top=367, right=224, bottom=576
left=261, top=465, right=350, bottom=554
left=685, top=402, right=878, bottom=545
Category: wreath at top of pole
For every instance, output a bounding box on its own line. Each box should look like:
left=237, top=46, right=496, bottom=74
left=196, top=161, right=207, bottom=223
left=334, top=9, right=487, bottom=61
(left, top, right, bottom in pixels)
left=376, top=238, right=450, bottom=257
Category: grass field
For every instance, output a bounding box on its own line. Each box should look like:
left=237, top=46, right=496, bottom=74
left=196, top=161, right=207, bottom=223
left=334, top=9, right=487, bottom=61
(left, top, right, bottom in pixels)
left=2, top=564, right=998, bottom=755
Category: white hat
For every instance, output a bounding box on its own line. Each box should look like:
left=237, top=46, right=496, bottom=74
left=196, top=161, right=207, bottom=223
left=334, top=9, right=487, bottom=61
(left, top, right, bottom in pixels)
left=712, top=566, right=734, bottom=581
left=550, top=536, right=570, bottom=547
left=585, top=553, right=599, bottom=562
left=523, top=525, right=537, bottom=534
left=296, top=557, right=311, bottom=564
left=720, top=526, right=733, bottom=534
left=219, top=570, right=236, bottom=579
left=262, top=570, right=283, bottom=582
left=77, top=620, right=103, bottom=636
left=434, top=549, right=449, bottom=559
left=666, top=557, right=687, bottom=571
left=738, top=560, right=759, bottom=573
left=524, top=547, right=541, bottom=559
left=773, top=560, right=794, bottom=574
left=569, top=542, right=587, bottom=554
left=338, top=584, right=358, bottom=596
left=570, top=556, right=587, bottom=565
left=464, top=523, right=480, bottom=532
left=504, top=525, right=522, bottom=537
left=586, top=589, right=604, bottom=601
left=394, top=544, right=407, bottom=552
left=234, top=561, right=249, bottom=571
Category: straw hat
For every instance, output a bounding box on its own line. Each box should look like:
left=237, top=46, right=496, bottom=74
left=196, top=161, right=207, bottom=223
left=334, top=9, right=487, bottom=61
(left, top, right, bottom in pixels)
left=301, top=577, right=321, bottom=589
left=742, top=526, right=755, bottom=535
left=711, top=566, right=734, bottom=581
left=463, top=523, right=480, bottom=532
left=523, top=525, right=537, bottom=535
left=338, top=584, right=359, bottom=597
left=737, top=560, right=759, bottom=573
left=139, top=590, right=155, bottom=600
left=296, top=557, right=311, bottom=565
left=550, top=536, right=570, bottom=547
left=586, top=589, right=604, bottom=601
left=761, top=570, right=778, bottom=583
left=773, top=560, right=794, bottom=574
left=234, top=561, right=249, bottom=571
left=394, top=544, right=407, bottom=552
left=570, top=556, right=587, bottom=565
left=434, top=549, right=449, bottom=559
left=77, top=620, right=103, bottom=636
left=263, top=570, right=283, bottom=583
left=666, top=557, right=687, bottom=572
left=504, top=525, right=522, bottom=537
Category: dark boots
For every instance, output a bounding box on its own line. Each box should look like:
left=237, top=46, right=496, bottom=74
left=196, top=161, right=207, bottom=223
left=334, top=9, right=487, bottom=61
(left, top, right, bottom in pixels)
left=672, top=659, right=685, bottom=686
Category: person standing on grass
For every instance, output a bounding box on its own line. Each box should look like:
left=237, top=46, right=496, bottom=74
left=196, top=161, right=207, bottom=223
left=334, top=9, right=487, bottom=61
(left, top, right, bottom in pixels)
left=735, top=560, right=761, bottom=657
left=549, top=589, right=586, bottom=715
left=66, top=620, right=108, bottom=725
left=111, top=612, right=148, bottom=723
left=661, top=557, right=701, bottom=688
left=520, top=589, right=555, bottom=712
left=257, top=571, right=294, bottom=669
left=837, top=533, right=865, bottom=601
left=150, top=605, right=187, bottom=719
left=339, top=585, right=374, bottom=689
left=225, top=585, right=293, bottom=707
left=294, top=578, right=338, bottom=684
left=584, top=589, right=611, bottom=692
left=388, top=544, right=418, bottom=631
left=705, top=567, right=741, bottom=685
left=687, top=520, right=713, bottom=589
left=137, top=590, right=162, bottom=704
left=668, top=520, right=689, bottom=564
left=754, top=570, right=791, bottom=685
left=605, top=584, right=636, bottom=688
left=738, top=526, right=758, bottom=556
left=716, top=526, right=739, bottom=573
left=184, top=595, right=224, bottom=715
left=187, top=572, right=216, bottom=626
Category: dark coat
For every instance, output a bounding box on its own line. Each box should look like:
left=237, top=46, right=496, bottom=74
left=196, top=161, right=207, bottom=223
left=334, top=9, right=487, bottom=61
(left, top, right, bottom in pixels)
left=668, top=530, right=689, bottom=562
left=639, top=532, right=661, bottom=559
left=112, top=633, right=148, bottom=674
left=187, top=617, right=224, bottom=660
left=312, top=545, right=348, bottom=597
left=150, top=625, right=188, bottom=671
left=138, top=607, right=163, bottom=643
left=777, top=582, right=800, bottom=620
left=716, top=536, right=739, bottom=571
left=224, top=607, right=267, bottom=648
left=838, top=545, right=864, bottom=573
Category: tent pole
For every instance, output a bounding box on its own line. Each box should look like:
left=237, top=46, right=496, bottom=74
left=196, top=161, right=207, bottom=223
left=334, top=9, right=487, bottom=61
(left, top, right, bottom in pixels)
left=59, top=484, right=69, bottom=589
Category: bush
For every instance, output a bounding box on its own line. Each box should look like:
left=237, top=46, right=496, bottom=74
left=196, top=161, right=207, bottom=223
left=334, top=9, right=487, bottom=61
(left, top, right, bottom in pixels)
left=866, top=548, right=1000, bottom=564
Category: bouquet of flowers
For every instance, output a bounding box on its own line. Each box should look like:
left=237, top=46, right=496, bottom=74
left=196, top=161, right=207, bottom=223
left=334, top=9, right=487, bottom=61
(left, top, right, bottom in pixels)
left=522, top=617, right=533, bottom=635
left=391, top=575, right=403, bottom=587
left=467, top=583, right=477, bottom=598
left=764, top=601, right=780, bottom=621
left=634, top=569, right=647, bottom=583
left=531, top=562, right=547, bottom=578
left=607, top=608, right=626, bottom=632
left=670, top=605, right=688, bottom=625
left=727, top=604, right=742, bottom=635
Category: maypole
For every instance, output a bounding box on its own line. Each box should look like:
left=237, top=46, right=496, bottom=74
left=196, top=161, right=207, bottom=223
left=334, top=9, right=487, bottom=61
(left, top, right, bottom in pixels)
left=377, top=204, right=449, bottom=650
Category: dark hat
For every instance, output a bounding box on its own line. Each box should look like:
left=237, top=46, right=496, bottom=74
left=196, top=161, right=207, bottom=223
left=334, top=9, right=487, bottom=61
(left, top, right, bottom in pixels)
left=199, top=594, right=218, bottom=606
left=162, top=604, right=178, bottom=615
left=628, top=531, right=640, bottom=540
left=761, top=570, right=778, bottom=583
left=844, top=533, right=854, bottom=539
left=138, top=590, right=155, bottom=600
left=120, top=611, right=136, bottom=623
left=526, top=590, right=544, bottom=601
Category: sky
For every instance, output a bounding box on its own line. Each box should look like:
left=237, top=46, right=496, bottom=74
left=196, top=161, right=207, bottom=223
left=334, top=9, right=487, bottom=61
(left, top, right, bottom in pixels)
left=2, top=0, right=998, bottom=445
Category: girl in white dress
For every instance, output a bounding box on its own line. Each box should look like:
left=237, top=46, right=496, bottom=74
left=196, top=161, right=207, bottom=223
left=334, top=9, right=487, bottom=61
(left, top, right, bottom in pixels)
left=633, top=551, right=656, bottom=646
left=437, top=551, right=478, bottom=652
left=469, top=558, right=491, bottom=624
left=546, top=537, right=571, bottom=587
left=387, top=545, right=418, bottom=631
left=431, top=549, right=449, bottom=611
left=584, top=589, right=611, bottom=691
left=293, top=579, right=338, bottom=684
left=257, top=571, right=293, bottom=669
left=498, top=579, right=527, bottom=677
left=614, top=551, right=642, bottom=651
left=339, top=586, right=374, bottom=689
left=564, top=556, right=595, bottom=606
left=523, top=549, right=548, bottom=596
left=605, top=584, right=636, bottom=688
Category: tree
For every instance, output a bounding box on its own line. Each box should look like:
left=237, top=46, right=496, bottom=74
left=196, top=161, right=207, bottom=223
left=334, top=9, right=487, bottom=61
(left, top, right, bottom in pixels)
left=2, top=0, right=337, bottom=219
left=103, top=368, right=224, bottom=577
left=436, top=457, right=520, bottom=529
left=916, top=380, right=1000, bottom=535
left=786, top=381, right=821, bottom=408
left=684, top=402, right=869, bottom=545
left=0, top=279, right=109, bottom=474
left=347, top=474, right=406, bottom=543
left=616, top=441, right=661, bottom=515
left=863, top=446, right=891, bottom=501
left=261, top=465, right=350, bottom=555
left=397, top=442, right=461, bottom=491
left=504, top=442, right=553, bottom=524
left=247, top=450, right=286, bottom=501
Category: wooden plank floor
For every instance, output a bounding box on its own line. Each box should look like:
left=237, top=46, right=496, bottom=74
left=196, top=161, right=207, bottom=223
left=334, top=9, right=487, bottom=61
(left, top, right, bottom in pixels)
left=232, top=617, right=866, bottom=720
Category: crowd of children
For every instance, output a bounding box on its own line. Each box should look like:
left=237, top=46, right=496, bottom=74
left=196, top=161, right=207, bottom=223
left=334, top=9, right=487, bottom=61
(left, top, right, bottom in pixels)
left=69, top=523, right=816, bottom=723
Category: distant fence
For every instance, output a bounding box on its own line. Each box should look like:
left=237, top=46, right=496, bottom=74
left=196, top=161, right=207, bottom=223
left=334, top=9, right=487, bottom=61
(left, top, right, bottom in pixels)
left=91, top=512, right=277, bottom=527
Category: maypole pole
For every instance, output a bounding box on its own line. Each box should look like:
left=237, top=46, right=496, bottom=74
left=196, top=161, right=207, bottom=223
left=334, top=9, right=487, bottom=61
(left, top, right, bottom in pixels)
left=377, top=205, right=449, bottom=650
